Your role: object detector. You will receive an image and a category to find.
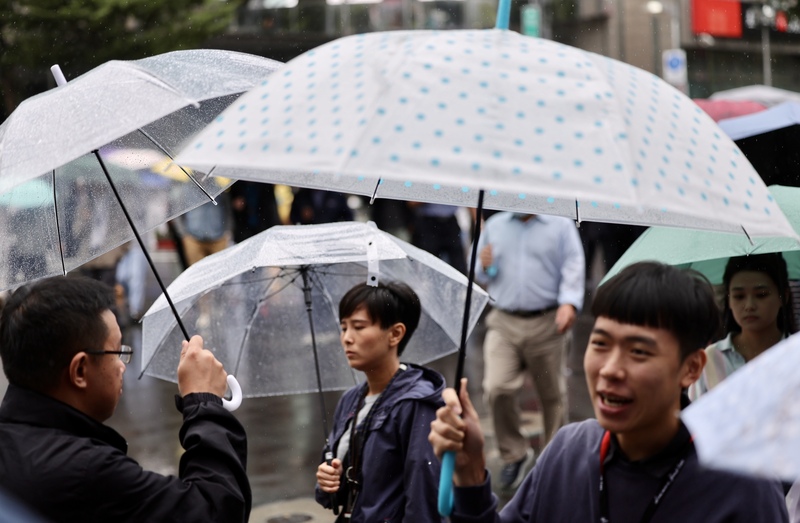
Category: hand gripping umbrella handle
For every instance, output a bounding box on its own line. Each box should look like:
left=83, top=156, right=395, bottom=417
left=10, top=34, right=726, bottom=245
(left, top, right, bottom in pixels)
left=438, top=450, right=456, bottom=516
left=222, top=375, right=243, bottom=412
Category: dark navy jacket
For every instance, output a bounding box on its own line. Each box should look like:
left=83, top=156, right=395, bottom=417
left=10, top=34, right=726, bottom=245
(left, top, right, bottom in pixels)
left=315, top=363, right=445, bottom=522
left=0, top=385, right=251, bottom=523
left=451, top=419, right=788, bottom=522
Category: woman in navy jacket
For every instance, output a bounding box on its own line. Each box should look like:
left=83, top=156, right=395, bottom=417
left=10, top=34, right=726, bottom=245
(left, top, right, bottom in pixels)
left=315, top=281, right=445, bottom=522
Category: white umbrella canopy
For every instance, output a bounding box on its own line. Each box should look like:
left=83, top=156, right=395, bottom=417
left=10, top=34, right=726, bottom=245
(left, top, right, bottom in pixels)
left=0, top=49, right=281, bottom=291
left=683, top=331, right=800, bottom=481
left=176, top=30, right=794, bottom=240
left=141, top=221, right=489, bottom=397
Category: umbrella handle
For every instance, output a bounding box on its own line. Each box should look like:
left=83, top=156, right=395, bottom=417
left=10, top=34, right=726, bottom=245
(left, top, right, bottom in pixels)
left=222, top=375, right=243, bottom=412
left=438, top=451, right=456, bottom=516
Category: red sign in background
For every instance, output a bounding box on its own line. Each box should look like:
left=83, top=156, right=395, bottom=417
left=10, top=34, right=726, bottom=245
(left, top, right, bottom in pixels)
left=692, top=0, right=743, bottom=37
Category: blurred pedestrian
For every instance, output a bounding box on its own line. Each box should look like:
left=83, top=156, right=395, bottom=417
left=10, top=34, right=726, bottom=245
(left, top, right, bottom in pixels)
left=230, top=181, right=281, bottom=242
left=290, top=188, right=353, bottom=225
left=409, top=203, right=467, bottom=273
left=688, top=253, right=795, bottom=399
left=0, top=276, right=250, bottom=523
left=181, top=192, right=231, bottom=266
left=315, top=281, right=445, bottom=522
left=369, top=198, right=413, bottom=242
left=475, top=212, right=584, bottom=490
left=429, top=262, right=788, bottom=522
left=115, top=243, right=148, bottom=322
left=580, top=222, right=645, bottom=286
left=76, top=243, right=130, bottom=328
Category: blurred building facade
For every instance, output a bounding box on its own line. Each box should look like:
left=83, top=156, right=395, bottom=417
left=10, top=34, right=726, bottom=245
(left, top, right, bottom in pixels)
left=209, top=0, right=800, bottom=98
left=555, top=0, right=800, bottom=97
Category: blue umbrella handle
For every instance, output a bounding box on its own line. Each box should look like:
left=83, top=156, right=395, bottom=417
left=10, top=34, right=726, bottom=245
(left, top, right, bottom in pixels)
left=222, top=375, right=243, bottom=412
left=438, top=450, right=456, bottom=516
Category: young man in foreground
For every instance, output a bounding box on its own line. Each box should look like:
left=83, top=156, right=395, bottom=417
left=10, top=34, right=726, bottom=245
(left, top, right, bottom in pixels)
left=429, top=262, right=788, bottom=522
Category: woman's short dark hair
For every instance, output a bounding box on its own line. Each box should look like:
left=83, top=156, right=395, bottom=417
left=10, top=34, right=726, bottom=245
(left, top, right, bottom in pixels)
left=593, top=262, right=721, bottom=361
left=339, top=281, right=421, bottom=357
left=722, top=253, right=796, bottom=336
left=0, top=276, right=114, bottom=393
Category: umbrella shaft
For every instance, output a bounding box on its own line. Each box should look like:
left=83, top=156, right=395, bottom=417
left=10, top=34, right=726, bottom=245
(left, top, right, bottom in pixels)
left=93, top=150, right=191, bottom=342
left=455, top=190, right=484, bottom=388
left=301, top=268, right=333, bottom=441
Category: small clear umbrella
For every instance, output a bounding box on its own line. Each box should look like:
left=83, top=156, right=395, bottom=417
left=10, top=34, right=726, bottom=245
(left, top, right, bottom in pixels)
left=141, top=221, right=489, bottom=395
left=0, top=48, right=279, bottom=330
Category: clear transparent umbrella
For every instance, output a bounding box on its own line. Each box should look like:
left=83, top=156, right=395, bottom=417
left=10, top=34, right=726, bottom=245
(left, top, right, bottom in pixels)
left=141, top=221, right=489, bottom=396
left=0, top=49, right=281, bottom=294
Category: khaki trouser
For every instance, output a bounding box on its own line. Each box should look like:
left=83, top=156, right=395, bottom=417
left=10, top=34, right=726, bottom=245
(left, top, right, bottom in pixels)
left=182, top=234, right=229, bottom=266
left=482, top=308, right=567, bottom=464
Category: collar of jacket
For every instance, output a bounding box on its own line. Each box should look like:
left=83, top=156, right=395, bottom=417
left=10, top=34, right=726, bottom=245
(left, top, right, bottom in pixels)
left=604, top=421, right=693, bottom=478
left=0, top=384, right=128, bottom=453
left=338, top=363, right=445, bottom=430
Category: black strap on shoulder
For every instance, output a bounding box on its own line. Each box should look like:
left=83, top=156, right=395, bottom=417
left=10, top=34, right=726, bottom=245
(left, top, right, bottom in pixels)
left=343, top=368, right=404, bottom=514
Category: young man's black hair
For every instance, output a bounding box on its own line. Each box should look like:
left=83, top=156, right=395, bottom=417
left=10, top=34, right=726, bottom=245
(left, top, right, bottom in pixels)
left=592, top=261, right=722, bottom=360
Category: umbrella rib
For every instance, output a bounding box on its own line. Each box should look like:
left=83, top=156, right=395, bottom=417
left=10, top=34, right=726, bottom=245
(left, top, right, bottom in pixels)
left=136, top=128, right=217, bottom=204
left=307, top=269, right=359, bottom=389
left=231, top=282, right=278, bottom=378
left=51, top=169, right=67, bottom=276
left=217, top=273, right=283, bottom=289
left=304, top=266, right=364, bottom=278
left=369, top=178, right=382, bottom=204
left=741, top=225, right=755, bottom=246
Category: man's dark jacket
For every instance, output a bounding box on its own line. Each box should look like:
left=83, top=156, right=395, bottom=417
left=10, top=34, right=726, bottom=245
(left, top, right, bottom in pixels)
left=450, top=419, right=788, bottom=522
left=0, top=384, right=251, bottom=523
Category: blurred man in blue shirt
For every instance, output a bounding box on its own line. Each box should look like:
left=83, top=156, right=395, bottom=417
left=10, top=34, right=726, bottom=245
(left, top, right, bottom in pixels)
left=475, top=212, right=584, bottom=489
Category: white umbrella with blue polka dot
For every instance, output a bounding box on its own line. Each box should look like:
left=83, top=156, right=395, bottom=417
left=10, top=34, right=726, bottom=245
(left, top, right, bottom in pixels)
left=177, top=29, right=795, bottom=240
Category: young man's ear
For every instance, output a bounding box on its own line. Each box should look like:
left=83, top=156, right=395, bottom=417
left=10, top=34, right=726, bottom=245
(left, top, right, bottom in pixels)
left=680, top=349, right=707, bottom=389
left=387, top=323, right=407, bottom=350
left=68, top=352, right=90, bottom=390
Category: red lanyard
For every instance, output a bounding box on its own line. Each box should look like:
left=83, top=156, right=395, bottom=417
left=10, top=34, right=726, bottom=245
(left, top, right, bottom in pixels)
left=598, top=431, right=692, bottom=523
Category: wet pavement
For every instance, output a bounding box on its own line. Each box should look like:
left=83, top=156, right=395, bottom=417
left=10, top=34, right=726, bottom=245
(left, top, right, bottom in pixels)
left=0, top=247, right=598, bottom=521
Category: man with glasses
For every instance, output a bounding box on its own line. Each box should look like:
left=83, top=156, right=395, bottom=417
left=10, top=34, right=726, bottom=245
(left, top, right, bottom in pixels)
left=0, top=276, right=251, bottom=523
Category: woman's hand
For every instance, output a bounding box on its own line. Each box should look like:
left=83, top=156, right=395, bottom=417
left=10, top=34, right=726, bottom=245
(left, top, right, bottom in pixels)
left=317, top=458, right=343, bottom=493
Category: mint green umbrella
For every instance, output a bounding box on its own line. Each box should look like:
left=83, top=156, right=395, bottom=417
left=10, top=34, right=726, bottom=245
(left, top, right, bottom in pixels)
left=602, top=185, right=800, bottom=285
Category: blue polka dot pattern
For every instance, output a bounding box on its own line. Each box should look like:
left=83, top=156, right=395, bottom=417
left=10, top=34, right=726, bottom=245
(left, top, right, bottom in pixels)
left=179, top=29, right=795, bottom=240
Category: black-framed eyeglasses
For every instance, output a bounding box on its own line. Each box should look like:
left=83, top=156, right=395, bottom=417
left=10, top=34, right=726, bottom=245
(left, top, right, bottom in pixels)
left=86, top=345, right=133, bottom=364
